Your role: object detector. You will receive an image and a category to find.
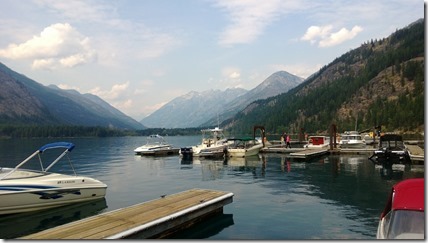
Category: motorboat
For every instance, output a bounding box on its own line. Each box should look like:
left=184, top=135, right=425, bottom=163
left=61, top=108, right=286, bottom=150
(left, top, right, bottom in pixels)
left=376, top=178, right=424, bottom=239
left=0, top=142, right=107, bottom=215
left=369, top=134, right=411, bottom=166
left=303, top=136, right=330, bottom=149
left=179, top=127, right=233, bottom=158
left=362, top=132, right=378, bottom=145
left=134, top=134, right=179, bottom=156
left=226, top=137, right=264, bottom=157
left=338, top=131, right=366, bottom=148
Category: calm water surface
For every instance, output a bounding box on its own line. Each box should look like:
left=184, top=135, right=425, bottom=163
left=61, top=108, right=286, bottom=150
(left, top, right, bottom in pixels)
left=0, top=136, right=424, bottom=240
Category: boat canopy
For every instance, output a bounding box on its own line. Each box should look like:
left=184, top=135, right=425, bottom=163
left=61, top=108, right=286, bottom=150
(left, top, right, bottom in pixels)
left=227, top=137, right=254, bottom=141
left=38, top=142, right=75, bottom=153
left=392, top=178, right=424, bottom=211
left=380, top=178, right=424, bottom=219
left=201, top=127, right=223, bottom=132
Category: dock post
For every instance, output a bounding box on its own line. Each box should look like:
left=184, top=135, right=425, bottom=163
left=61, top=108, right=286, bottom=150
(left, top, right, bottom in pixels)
left=329, top=124, right=337, bottom=150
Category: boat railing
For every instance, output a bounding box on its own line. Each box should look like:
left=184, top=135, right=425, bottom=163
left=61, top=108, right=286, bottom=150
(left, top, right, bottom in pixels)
left=0, top=142, right=76, bottom=180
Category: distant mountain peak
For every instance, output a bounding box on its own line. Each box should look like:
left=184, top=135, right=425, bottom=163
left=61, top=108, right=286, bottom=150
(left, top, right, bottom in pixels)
left=141, top=71, right=303, bottom=128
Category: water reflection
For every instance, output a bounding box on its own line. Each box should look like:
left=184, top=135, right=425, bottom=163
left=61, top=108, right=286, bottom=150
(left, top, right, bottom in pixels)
left=0, top=198, right=107, bottom=239
left=200, top=159, right=226, bottom=181
left=164, top=213, right=234, bottom=239
left=227, top=155, right=262, bottom=168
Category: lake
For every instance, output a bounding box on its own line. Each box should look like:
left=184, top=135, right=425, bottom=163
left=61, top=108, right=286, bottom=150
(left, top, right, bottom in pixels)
left=0, top=136, right=423, bottom=240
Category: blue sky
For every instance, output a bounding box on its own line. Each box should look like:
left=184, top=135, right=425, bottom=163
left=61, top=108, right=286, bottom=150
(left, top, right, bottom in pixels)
left=0, top=0, right=423, bottom=120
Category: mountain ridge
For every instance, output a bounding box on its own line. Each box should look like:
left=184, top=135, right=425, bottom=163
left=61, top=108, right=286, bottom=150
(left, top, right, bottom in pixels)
left=0, top=63, right=145, bottom=130
left=141, top=70, right=304, bottom=128
left=140, top=88, right=247, bottom=128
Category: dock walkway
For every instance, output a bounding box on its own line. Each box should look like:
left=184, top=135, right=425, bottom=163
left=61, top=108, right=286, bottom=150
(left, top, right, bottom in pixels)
left=20, top=188, right=233, bottom=239
left=288, top=149, right=329, bottom=159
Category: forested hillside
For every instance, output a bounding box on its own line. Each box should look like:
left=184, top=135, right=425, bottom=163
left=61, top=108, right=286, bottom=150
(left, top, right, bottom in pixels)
left=0, top=63, right=144, bottom=130
left=222, top=19, right=424, bottom=136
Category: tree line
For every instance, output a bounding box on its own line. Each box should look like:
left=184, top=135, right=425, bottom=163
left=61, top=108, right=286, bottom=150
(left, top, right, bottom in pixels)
left=0, top=125, right=204, bottom=138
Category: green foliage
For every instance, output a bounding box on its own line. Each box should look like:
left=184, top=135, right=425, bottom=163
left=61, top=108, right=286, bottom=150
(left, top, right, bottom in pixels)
left=0, top=125, right=131, bottom=138
left=0, top=125, right=206, bottom=138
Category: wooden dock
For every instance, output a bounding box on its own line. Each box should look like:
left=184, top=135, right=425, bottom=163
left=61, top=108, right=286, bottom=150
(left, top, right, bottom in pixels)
left=260, top=146, right=305, bottom=154
left=288, top=149, right=329, bottom=159
left=20, top=188, right=234, bottom=240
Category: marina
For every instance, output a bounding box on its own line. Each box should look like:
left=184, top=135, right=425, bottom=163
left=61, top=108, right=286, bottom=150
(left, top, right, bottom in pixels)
left=0, top=136, right=424, bottom=240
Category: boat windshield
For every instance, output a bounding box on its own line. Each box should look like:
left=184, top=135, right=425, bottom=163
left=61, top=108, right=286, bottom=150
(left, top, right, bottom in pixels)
left=146, top=135, right=167, bottom=145
left=386, top=210, right=425, bottom=239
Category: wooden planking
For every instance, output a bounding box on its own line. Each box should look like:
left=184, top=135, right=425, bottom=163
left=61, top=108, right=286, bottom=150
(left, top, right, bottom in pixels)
left=20, top=188, right=233, bottom=239
left=289, top=149, right=328, bottom=159
left=260, top=147, right=305, bottom=154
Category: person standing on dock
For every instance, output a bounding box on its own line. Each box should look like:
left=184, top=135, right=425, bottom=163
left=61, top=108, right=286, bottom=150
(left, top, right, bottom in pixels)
left=286, top=134, right=291, bottom=148
left=281, top=133, right=285, bottom=146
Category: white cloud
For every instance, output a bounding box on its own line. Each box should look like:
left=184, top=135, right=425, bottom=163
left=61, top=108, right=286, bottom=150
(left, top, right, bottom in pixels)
left=214, top=0, right=284, bottom=46
left=229, top=71, right=240, bottom=79
left=0, top=23, right=96, bottom=69
left=33, top=1, right=180, bottom=60
left=113, top=99, right=133, bottom=110
left=33, top=0, right=119, bottom=26
left=301, top=25, right=363, bottom=47
left=89, top=81, right=130, bottom=100
left=57, top=84, right=82, bottom=91
left=221, top=67, right=240, bottom=78
left=319, top=26, right=363, bottom=47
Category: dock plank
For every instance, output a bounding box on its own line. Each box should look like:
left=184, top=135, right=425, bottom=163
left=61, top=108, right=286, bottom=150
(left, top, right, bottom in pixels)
left=20, top=188, right=233, bottom=239
left=288, top=149, right=328, bottom=159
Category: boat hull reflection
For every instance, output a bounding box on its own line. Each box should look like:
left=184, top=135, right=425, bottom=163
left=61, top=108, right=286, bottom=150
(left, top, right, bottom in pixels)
left=0, top=198, right=107, bottom=239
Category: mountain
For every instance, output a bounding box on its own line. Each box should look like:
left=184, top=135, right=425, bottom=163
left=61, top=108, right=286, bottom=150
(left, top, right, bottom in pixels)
left=141, top=71, right=303, bottom=129
left=140, top=88, right=247, bottom=128
left=201, top=70, right=303, bottom=127
left=0, top=63, right=145, bottom=130
left=222, top=18, right=424, bottom=135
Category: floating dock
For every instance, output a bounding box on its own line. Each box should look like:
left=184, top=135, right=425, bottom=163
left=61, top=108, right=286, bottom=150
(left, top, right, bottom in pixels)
left=287, top=149, right=329, bottom=159
left=20, top=188, right=234, bottom=240
left=260, top=146, right=305, bottom=154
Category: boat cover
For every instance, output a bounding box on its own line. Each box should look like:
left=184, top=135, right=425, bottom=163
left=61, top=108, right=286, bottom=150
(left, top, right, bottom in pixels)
left=38, top=142, right=75, bottom=153
left=392, top=178, right=424, bottom=211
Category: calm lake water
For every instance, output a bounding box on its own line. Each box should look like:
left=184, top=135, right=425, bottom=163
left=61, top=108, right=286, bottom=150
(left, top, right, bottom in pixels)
left=0, top=136, right=424, bottom=240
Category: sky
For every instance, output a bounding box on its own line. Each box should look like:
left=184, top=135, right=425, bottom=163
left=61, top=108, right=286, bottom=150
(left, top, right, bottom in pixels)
left=0, top=0, right=424, bottom=121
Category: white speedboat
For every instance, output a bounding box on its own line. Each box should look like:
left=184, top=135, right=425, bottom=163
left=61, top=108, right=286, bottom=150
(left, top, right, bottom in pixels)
left=226, top=137, right=264, bottom=157
left=339, top=131, right=366, bottom=148
left=303, top=136, right=330, bottom=149
left=179, top=127, right=232, bottom=158
left=0, top=142, right=107, bottom=215
left=134, top=134, right=179, bottom=156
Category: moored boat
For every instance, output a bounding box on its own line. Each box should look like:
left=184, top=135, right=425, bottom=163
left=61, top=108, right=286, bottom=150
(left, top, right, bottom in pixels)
left=0, top=142, right=107, bottom=215
left=369, top=134, right=411, bottom=166
left=134, top=134, right=179, bottom=156
left=226, top=137, right=264, bottom=157
left=338, top=131, right=366, bottom=148
left=179, top=127, right=233, bottom=158
left=303, top=136, right=330, bottom=149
